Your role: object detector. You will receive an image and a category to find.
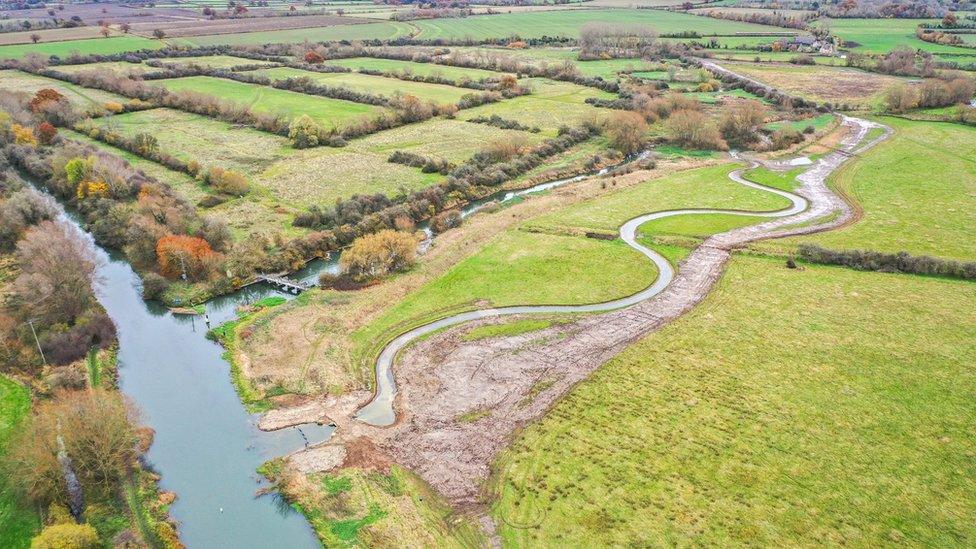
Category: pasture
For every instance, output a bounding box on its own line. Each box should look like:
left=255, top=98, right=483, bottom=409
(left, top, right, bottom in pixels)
left=0, top=69, right=129, bottom=107
left=0, top=35, right=160, bottom=60
left=156, top=55, right=277, bottom=69
left=492, top=255, right=976, bottom=546
left=823, top=17, right=974, bottom=55
left=785, top=117, right=976, bottom=261
left=250, top=67, right=475, bottom=105
left=320, top=57, right=502, bottom=81
left=152, top=76, right=387, bottom=130
left=177, top=21, right=413, bottom=46
left=458, top=78, right=615, bottom=134
left=713, top=62, right=907, bottom=107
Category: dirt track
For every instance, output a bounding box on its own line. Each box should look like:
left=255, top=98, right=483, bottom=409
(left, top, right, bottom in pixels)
left=271, top=116, right=890, bottom=520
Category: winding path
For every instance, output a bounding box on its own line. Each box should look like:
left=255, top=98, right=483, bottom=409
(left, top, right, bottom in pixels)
left=356, top=115, right=891, bottom=427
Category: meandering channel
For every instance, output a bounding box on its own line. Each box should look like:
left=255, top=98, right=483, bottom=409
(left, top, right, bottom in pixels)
left=356, top=115, right=890, bottom=427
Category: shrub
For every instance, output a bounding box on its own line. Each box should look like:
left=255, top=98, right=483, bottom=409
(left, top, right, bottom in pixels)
left=719, top=99, right=766, bottom=147
left=604, top=111, right=648, bottom=155
left=883, top=83, right=919, bottom=113
left=204, top=167, right=249, bottom=196
left=665, top=109, right=727, bottom=150
left=30, top=523, right=100, bottom=549
left=288, top=114, right=320, bottom=148
left=429, top=209, right=462, bottom=234
left=140, top=272, right=170, bottom=301
left=304, top=50, right=325, bottom=64
left=103, top=101, right=124, bottom=113
left=156, top=234, right=216, bottom=280
left=12, top=123, right=37, bottom=145
left=340, top=230, right=418, bottom=280
left=35, top=122, right=57, bottom=145
left=797, top=244, right=976, bottom=279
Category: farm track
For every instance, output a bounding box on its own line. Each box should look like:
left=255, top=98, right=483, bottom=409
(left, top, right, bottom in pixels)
left=272, top=115, right=892, bottom=522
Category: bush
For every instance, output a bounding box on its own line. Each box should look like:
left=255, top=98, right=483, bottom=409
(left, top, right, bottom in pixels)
left=140, top=272, right=170, bottom=301
left=603, top=111, right=648, bottom=155
left=204, top=167, right=249, bottom=196
left=665, top=109, right=727, bottom=150
left=35, top=122, right=57, bottom=145
left=340, top=230, right=418, bottom=280
left=798, top=244, right=976, bottom=279
left=31, top=523, right=100, bottom=549
left=429, top=209, right=461, bottom=234
left=288, top=114, right=320, bottom=149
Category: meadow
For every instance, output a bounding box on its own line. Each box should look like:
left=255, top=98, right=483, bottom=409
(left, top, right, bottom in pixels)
left=177, top=21, right=413, bottom=47
left=407, top=9, right=792, bottom=40
left=156, top=55, right=277, bottom=69
left=0, top=69, right=129, bottom=108
left=0, top=376, right=38, bottom=548
left=250, top=67, right=475, bottom=105
left=712, top=61, right=906, bottom=107
left=783, top=117, right=976, bottom=262
left=320, top=57, right=503, bottom=81
left=492, top=255, right=976, bottom=546
left=458, top=78, right=615, bottom=134
left=0, top=35, right=160, bottom=60
left=152, top=76, right=387, bottom=130
left=822, top=17, right=975, bottom=55
left=54, top=61, right=155, bottom=76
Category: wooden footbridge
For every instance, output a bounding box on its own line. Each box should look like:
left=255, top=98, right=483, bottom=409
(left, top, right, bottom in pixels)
left=256, top=274, right=312, bottom=294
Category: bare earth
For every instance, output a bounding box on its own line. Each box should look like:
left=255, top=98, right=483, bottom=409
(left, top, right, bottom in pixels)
left=266, top=117, right=889, bottom=522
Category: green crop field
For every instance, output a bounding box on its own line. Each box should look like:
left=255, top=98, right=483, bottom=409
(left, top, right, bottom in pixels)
left=321, top=57, right=503, bottom=81
left=152, top=76, right=387, bottom=130
left=348, top=118, right=545, bottom=163
left=0, top=69, right=128, bottom=108
left=409, top=9, right=792, bottom=40
left=492, top=255, right=976, bottom=546
left=177, top=21, right=414, bottom=47
left=0, top=35, right=160, bottom=60
left=250, top=67, right=475, bottom=105
left=0, top=376, right=39, bottom=548
left=784, top=117, right=976, bottom=262
left=458, top=78, right=614, bottom=134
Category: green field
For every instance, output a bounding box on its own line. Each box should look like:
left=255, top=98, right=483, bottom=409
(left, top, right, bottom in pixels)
left=177, top=21, right=414, bottom=47
left=0, top=376, right=39, bottom=547
left=409, top=9, right=792, bottom=40
left=492, top=255, right=976, bottom=545
left=322, top=57, right=502, bottom=81
left=254, top=146, right=444, bottom=207
left=55, top=61, right=155, bottom=76
left=527, top=163, right=792, bottom=234
left=824, top=17, right=976, bottom=55
left=712, top=62, right=907, bottom=107
left=458, top=78, right=614, bottom=134
left=88, top=108, right=291, bottom=176
left=348, top=118, right=544, bottom=163
left=250, top=67, right=475, bottom=105
left=157, top=55, right=277, bottom=69
left=446, top=46, right=659, bottom=79
left=0, top=35, right=160, bottom=60
left=0, top=69, right=129, bottom=108
left=153, top=76, right=387, bottom=130
left=784, top=117, right=976, bottom=262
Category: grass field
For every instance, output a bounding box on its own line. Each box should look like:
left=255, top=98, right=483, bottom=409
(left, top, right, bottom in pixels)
left=153, top=76, right=386, bottom=130
left=0, top=35, right=160, bottom=60
left=781, top=117, right=976, bottom=261
left=823, top=17, right=976, bottom=55
left=320, top=57, right=502, bottom=81
left=177, top=21, right=413, bottom=47
left=527, top=163, right=792, bottom=234
left=54, top=61, right=155, bottom=76
left=250, top=67, right=475, bottom=105
left=491, top=255, right=976, bottom=545
left=254, top=146, right=443, bottom=207
left=409, top=9, right=793, bottom=40
left=458, top=78, right=614, bottom=134
left=89, top=108, right=291, bottom=176
left=713, top=62, right=906, bottom=107
left=0, top=69, right=129, bottom=108
left=0, top=375, right=39, bottom=548
left=348, top=118, right=545, bottom=163
left=157, top=55, right=277, bottom=69
left=445, top=46, right=658, bottom=79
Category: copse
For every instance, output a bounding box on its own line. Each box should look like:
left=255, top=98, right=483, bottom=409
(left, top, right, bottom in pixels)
left=603, top=111, right=648, bottom=156
left=719, top=99, right=767, bottom=148
left=665, top=109, right=727, bottom=150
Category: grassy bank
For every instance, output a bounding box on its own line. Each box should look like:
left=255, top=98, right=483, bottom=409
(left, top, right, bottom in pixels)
left=0, top=376, right=40, bottom=548
left=492, top=255, right=976, bottom=545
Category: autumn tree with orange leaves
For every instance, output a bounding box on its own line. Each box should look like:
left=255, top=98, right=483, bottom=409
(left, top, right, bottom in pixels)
left=156, top=235, right=216, bottom=281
